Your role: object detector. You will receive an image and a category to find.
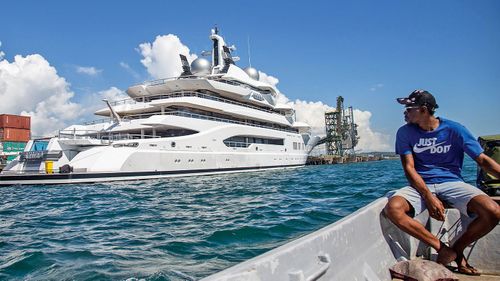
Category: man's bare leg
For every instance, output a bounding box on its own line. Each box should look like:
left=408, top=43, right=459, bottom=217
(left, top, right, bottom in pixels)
left=452, top=195, right=500, bottom=272
left=384, top=196, right=457, bottom=263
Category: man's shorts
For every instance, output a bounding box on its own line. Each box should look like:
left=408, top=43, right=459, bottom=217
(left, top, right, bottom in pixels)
left=390, top=181, right=486, bottom=217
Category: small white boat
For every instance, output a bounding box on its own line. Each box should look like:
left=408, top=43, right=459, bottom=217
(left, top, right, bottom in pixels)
left=201, top=196, right=499, bottom=280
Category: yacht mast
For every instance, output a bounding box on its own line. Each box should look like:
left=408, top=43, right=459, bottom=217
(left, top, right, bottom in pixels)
left=210, top=27, right=226, bottom=71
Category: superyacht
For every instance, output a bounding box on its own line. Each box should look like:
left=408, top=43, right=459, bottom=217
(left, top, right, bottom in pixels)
left=0, top=28, right=319, bottom=185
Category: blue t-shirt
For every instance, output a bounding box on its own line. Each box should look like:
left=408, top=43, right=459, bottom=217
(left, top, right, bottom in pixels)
left=395, top=117, right=483, bottom=184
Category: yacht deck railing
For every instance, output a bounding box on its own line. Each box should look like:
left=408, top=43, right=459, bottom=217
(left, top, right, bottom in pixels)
left=137, top=74, right=276, bottom=96
left=147, top=91, right=276, bottom=114
left=107, top=90, right=277, bottom=115
left=58, top=129, right=160, bottom=142
left=79, top=108, right=296, bottom=140
left=84, top=118, right=114, bottom=125
left=122, top=111, right=297, bottom=133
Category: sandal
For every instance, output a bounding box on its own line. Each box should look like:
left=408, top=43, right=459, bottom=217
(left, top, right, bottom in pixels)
left=455, top=254, right=481, bottom=276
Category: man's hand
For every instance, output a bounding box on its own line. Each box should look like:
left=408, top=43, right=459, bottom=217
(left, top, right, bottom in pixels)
left=476, top=153, right=500, bottom=179
left=400, top=154, right=446, bottom=220
left=424, top=194, right=446, bottom=221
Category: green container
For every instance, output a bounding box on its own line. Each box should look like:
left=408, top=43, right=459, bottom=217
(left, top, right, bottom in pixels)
left=6, top=155, right=17, bottom=161
left=1, top=141, right=26, bottom=152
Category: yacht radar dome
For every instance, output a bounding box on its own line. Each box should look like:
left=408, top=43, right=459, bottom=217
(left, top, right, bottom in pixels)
left=191, top=58, right=211, bottom=74
left=243, top=67, right=260, bottom=80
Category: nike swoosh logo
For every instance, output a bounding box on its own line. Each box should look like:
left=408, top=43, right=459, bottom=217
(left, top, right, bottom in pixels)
left=413, top=142, right=446, bottom=153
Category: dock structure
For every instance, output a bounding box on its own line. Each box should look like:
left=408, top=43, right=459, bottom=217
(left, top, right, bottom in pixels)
left=308, top=96, right=373, bottom=165
left=324, top=96, right=358, bottom=157
left=306, top=154, right=391, bottom=165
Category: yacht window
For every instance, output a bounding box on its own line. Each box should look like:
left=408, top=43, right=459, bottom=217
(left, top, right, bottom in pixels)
left=223, top=136, right=284, bottom=148
left=154, top=129, right=198, bottom=138
left=171, top=142, right=176, bottom=148
left=113, top=142, right=138, bottom=148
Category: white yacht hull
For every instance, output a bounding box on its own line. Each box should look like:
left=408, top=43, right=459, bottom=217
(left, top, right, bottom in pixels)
left=0, top=164, right=303, bottom=185
left=0, top=122, right=311, bottom=185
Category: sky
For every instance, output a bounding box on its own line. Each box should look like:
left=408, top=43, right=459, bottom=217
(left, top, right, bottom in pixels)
left=1, top=0, right=499, bottom=152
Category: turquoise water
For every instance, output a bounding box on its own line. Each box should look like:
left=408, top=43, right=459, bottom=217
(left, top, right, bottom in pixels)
left=0, top=159, right=479, bottom=280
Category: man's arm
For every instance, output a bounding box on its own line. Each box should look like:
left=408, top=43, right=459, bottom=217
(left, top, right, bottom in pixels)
left=475, top=153, right=500, bottom=179
left=400, top=154, right=446, bottom=221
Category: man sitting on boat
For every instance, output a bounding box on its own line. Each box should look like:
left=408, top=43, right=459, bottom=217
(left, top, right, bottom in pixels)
left=384, top=89, right=500, bottom=276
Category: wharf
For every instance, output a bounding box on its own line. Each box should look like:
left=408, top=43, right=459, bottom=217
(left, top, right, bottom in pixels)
left=306, top=153, right=398, bottom=165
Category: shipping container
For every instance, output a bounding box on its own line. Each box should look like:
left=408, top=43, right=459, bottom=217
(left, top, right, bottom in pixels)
left=6, top=155, right=17, bottom=161
left=0, top=114, right=31, bottom=129
left=1, top=141, right=27, bottom=152
left=0, top=128, right=30, bottom=142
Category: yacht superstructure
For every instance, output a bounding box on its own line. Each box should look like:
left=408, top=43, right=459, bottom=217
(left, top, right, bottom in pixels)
left=0, top=28, right=319, bottom=185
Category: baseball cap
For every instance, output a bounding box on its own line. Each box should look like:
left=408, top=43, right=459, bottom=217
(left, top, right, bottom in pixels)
left=396, top=89, right=439, bottom=109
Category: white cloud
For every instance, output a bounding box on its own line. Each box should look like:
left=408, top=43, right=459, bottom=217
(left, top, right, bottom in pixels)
left=370, top=83, right=384, bottom=92
left=254, top=68, right=391, bottom=151
left=120, top=61, right=141, bottom=80
left=288, top=100, right=391, bottom=152
left=76, top=66, right=102, bottom=76
left=353, top=109, right=392, bottom=152
left=78, top=87, right=129, bottom=119
left=0, top=53, right=82, bottom=137
left=99, top=86, right=128, bottom=101
left=258, top=71, right=280, bottom=88
left=292, top=100, right=335, bottom=136
left=139, top=34, right=197, bottom=79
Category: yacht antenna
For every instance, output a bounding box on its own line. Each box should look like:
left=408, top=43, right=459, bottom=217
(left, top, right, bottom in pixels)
left=247, top=35, right=252, bottom=67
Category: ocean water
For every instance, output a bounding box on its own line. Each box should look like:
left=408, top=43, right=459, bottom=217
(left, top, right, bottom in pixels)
left=0, top=158, right=479, bottom=281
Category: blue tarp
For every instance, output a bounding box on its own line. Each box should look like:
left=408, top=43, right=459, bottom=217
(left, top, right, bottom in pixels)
left=31, top=140, right=48, bottom=151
